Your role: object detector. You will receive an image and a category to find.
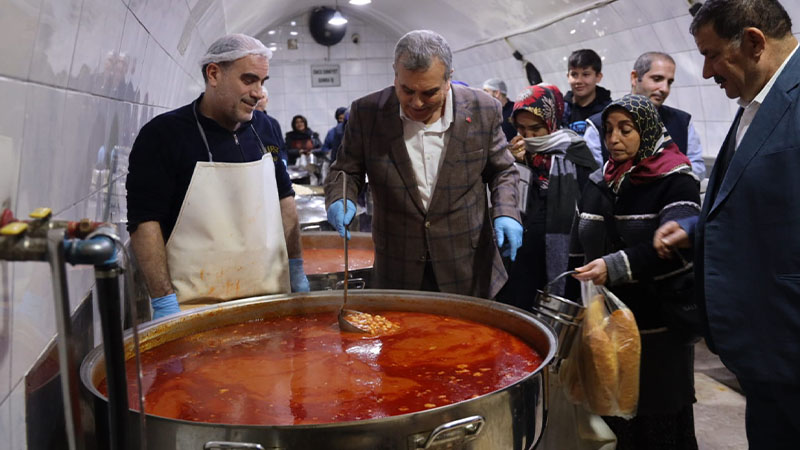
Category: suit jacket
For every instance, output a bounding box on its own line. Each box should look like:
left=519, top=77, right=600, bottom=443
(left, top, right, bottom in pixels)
left=696, top=49, right=800, bottom=384
left=325, top=84, right=520, bottom=299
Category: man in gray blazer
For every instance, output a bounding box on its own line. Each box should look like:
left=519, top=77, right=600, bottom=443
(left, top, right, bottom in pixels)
left=654, top=1, right=800, bottom=447
left=325, top=30, right=522, bottom=299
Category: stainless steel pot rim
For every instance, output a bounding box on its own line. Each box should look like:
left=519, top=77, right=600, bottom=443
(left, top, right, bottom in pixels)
left=535, top=289, right=585, bottom=310
left=533, top=306, right=580, bottom=326
left=81, top=289, right=557, bottom=428
left=80, top=380, right=521, bottom=430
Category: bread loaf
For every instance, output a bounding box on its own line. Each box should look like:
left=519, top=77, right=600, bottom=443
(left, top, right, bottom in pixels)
left=580, top=325, right=618, bottom=415
left=608, top=308, right=641, bottom=416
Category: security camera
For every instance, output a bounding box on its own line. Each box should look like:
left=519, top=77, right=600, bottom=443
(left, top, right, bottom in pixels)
left=351, top=33, right=360, bottom=44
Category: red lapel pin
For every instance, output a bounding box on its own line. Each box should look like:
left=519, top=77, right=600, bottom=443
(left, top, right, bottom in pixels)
left=466, top=117, right=472, bottom=123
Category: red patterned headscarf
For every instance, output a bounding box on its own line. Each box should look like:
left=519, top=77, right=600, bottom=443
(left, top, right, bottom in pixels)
left=512, top=84, right=565, bottom=134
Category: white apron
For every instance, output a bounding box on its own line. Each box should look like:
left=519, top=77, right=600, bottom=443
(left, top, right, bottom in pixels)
left=166, top=103, right=289, bottom=306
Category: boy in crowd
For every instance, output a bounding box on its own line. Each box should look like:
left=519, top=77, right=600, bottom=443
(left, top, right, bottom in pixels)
left=562, top=49, right=612, bottom=135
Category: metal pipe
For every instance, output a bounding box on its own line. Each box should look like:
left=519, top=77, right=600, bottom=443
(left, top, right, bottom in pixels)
left=46, top=228, right=85, bottom=450
left=95, top=264, right=130, bottom=450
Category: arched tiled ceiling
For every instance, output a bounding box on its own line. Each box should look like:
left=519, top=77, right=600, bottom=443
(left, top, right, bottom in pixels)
left=222, top=0, right=616, bottom=52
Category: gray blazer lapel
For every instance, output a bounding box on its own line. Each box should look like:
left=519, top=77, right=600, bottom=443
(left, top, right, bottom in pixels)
left=381, top=91, right=426, bottom=214
left=709, top=53, right=800, bottom=216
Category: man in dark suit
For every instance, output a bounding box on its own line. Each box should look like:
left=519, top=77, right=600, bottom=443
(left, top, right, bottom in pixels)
left=324, top=30, right=522, bottom=299
left=654, top=1, right=800, bottom=447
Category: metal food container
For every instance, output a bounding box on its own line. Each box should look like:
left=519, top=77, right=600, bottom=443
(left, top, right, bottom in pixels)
left=301, top=231, right=374, bottom=290
left=81, top=290, right=557, bottom=450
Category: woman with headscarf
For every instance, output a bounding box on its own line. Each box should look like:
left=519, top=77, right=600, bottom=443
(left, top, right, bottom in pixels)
left=284, top=114, right=321, bottom=166
left=570, top=94, right=700, bottom=449
left=496, top=84, right=598, bottom=309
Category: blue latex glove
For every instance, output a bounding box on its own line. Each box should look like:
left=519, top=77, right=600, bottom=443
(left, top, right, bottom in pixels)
left=151, top=293, right=180, bottom=320
left=494, top=216, right=523, bottom=261
left=326, top=199, right=357, bottom=240
left=289, top=258, right=310, bottom=292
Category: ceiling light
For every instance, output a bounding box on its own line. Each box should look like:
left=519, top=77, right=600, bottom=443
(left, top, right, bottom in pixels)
left=290, top=21, right=297, bottom=26
left=267, top=30, right=276, bottom=35
left=349, top=0, right=371, bottom=5
left=328, top=10, right=348, bottom=26
left=290, top=31, right=298, bottom=36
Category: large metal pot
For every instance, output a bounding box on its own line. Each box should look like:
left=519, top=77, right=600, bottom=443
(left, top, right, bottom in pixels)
left=81, top=290, right=557, bottom=450
left=302, top=231, right=374, bottom=291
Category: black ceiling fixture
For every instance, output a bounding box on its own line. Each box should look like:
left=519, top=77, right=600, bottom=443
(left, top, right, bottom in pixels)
left=309, top=7, right=347, bottom=46
left=513, top=50, right=543, bottom=85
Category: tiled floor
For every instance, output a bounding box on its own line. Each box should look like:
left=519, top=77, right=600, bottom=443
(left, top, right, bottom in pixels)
left=693, top=340, right=747, bottom=449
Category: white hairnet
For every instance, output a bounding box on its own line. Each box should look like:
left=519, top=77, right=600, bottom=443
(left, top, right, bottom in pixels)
left=199, top=34, right=272, bottom=67
left=482, top=78, right=507, bottom=95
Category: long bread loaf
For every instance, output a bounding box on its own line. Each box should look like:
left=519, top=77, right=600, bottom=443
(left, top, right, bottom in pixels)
left=608, top=308, right=641, bottom=416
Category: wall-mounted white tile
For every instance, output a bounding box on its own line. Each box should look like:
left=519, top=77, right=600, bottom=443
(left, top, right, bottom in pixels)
left=10, top=262, right=55, bottom=383
left=16, top=84, right=66, bottom=216
left=130, top=0, right=191, bottom=61
left=638, top=0, right=685, bottom=22
left=667, top=86, right=704, bottom=119
left=28, top=0, right=83, bottom=88
left=672, top=50, right=708, bottom=88
left=0, top=79, right=28, bottom=213
left=699, top=85, right=738, bottom=123
left=117, top=10, right=149, bottom=102
left=610, top=0, right=648, bottom=29
left=627, top=25, right=661, bottom=56
left=0, top=0, right=42, bottom=79
left=69, top=0, right=127, bottom=96
left=703, top=121, right=733, bottom=158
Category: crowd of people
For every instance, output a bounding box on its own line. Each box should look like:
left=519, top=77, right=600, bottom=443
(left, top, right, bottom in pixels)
left=126, top=0, right=798, bottom=449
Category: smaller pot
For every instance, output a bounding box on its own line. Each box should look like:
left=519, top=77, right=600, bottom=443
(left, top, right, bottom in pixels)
left=534, top=271, right=585, bottom=323
left=532, top=271, right=585, bottom=364
left=301, top=232, right=374, bottom=291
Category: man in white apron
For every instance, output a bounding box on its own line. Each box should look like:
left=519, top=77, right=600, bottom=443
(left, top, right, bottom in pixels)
left=127, top=34, right=309, bottom=319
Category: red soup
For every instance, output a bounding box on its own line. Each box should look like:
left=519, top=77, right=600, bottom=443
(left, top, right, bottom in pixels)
left=303, top=247, right=374, bottom=274
left=99, top=311, right=543, bottom=425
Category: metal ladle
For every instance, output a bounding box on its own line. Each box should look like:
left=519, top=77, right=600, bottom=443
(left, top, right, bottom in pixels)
left=337, top=173, right=368, bottom=333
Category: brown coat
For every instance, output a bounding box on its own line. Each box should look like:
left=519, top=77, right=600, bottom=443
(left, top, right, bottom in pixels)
left=324, top=84, right=520, bottom=299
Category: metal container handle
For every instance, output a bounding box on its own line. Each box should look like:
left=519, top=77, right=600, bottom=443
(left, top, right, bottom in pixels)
left=413, top=415, right=485, bottom=449
left=335, top=277, right=366, bottom=290
left=542, top=270, right=577, bottom=296
left=204, top=442, right=265, bottom=450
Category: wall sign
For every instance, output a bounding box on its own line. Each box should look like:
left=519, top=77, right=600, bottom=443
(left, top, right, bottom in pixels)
left=311, top=64, right=341, bottom=87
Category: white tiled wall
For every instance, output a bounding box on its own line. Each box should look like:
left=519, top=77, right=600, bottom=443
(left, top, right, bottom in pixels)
left=0, top=0, right=216, bottom=447
left=258, top=14, right=398, bottom=140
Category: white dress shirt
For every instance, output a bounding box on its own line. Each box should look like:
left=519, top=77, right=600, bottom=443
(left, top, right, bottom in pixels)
left=399, top=87, right=454, bottom=210
left=735, top=43, right=799, bottom=149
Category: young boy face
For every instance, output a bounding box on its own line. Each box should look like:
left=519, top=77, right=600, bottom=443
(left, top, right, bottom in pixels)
left=567, top=66, right=603, bottom=99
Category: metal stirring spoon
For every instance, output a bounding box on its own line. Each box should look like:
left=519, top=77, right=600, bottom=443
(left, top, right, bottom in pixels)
left=337, top=173, right=368, bottom=333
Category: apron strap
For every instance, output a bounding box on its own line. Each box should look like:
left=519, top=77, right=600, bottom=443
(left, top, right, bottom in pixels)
left=250, top=124, right=268, bottom=156
left=192, top=100, right=214, bottom=162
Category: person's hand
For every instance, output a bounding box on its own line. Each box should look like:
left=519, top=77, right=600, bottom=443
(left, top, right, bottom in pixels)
left=289, top=258, right=310, bottom=292
left=327, top=199, right=357, bottom=239
left=572, top=258, right=608, bottom=285
left=508, top=135, right=526, bottom=162
left=494, top=216, right=523, bottom=261
left=653, top=221, right=690, bottom=260
left=150, top=293, right=180, bottom=320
